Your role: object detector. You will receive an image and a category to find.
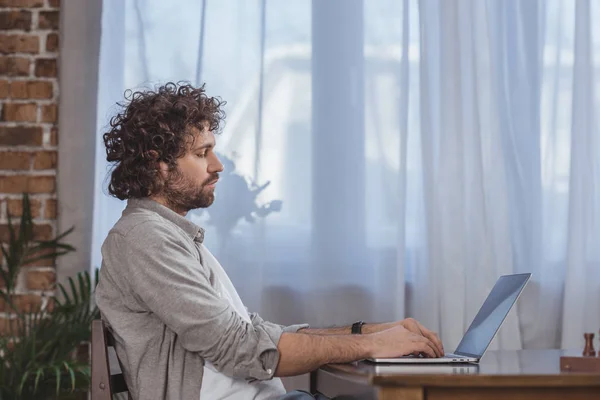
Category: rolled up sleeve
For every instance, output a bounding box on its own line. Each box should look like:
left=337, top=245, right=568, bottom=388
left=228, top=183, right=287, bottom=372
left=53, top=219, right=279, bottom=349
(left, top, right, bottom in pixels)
left=247, top=313, right=309, bottom=379
left=250, top=312, right=309, bottom=334
left=105, top=223, right=285, bottom=381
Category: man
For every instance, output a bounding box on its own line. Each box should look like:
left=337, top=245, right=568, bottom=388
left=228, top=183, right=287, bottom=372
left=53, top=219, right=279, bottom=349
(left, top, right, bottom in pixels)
left=95, top=82, right=443, bottom=400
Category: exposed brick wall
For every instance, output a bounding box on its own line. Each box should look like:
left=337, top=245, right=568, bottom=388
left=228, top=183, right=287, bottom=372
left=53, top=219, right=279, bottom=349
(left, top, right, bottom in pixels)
left=0, top=0, right=59, bottom=332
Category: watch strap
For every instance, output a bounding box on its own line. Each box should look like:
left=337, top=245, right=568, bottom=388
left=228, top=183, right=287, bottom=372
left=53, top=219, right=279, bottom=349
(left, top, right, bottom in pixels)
left=351, top=321, right=365, bottom=334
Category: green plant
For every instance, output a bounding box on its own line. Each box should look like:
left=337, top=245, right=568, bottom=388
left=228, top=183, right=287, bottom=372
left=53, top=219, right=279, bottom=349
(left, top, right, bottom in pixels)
left=0, top=194, right=100, bottom=399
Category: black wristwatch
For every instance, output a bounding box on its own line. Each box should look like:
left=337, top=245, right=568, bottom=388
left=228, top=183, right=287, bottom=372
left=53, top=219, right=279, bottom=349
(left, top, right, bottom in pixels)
left=351, top=321, right=365, bottom=334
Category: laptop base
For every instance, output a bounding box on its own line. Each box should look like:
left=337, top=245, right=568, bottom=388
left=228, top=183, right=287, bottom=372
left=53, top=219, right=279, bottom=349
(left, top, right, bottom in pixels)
left=366, top=353, right=479, bottom=364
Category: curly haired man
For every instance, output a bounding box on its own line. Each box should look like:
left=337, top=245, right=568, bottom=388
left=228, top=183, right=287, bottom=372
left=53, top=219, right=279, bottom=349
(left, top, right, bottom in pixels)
left=95, top=82, right=443, bottom=400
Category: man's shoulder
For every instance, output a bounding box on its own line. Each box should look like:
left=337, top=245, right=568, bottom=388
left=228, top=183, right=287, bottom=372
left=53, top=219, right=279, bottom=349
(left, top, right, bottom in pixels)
left=108, top=208, right=186, bottom=244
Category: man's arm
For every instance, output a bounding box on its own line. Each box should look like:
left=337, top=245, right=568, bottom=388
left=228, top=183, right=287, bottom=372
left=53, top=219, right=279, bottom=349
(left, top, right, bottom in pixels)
left=297, top=326, right=353, bottom=335
left=297, top=323, right=392, bottom=335
left=274, top=325, right=439, bottom=377
left=298, top=320, right=444, bottom=356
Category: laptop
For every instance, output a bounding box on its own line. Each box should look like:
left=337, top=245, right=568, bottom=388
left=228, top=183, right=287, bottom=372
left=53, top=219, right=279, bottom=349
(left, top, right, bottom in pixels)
left=370, top=363, right=480, bottom=375
left=367, top=273, right=531, bottom=364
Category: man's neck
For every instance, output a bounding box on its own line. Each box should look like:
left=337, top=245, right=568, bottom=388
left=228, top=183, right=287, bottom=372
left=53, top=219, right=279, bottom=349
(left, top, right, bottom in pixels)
left=149, top=195, right=188, bottom=216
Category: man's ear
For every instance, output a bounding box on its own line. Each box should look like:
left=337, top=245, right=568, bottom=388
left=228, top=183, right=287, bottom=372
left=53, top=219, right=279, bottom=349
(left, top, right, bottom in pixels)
left=157, top=160, right=169, bottom=180
left=146, top=150, right=168, bottom=179
left=146, top=150, right=159, bottom=160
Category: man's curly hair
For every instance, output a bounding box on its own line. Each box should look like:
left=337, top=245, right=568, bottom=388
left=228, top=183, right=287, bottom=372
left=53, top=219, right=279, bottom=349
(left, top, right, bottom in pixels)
left=103, top=82, right=226, bottom=200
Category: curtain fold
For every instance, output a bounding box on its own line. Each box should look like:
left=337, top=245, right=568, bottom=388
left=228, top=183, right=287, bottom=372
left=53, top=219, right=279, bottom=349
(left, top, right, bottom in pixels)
left=561, top=0, right=600, bottom=348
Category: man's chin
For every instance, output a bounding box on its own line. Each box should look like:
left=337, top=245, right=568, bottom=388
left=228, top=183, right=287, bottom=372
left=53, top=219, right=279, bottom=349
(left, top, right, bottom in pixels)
left=194, top=194, right=214, bottom=209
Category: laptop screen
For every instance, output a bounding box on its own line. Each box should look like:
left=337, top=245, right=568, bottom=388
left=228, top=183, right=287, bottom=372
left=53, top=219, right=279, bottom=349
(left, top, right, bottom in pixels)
left=455, top=273, right=531, bottom=358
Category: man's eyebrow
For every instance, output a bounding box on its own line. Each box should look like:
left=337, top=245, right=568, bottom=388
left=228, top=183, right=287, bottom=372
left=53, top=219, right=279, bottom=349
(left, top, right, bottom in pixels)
left=193, top=141, right=215, bottom=150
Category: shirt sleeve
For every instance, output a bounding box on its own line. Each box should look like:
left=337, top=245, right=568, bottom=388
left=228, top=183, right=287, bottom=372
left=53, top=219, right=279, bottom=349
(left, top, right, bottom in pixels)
left=249, top=312, right=309, bottom=333
left=104, top=223, right=282, bottom=381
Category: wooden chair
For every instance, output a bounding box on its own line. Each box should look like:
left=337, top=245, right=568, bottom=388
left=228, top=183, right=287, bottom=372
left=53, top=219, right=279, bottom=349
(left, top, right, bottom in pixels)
left=91, top=319, right=128, bottom=399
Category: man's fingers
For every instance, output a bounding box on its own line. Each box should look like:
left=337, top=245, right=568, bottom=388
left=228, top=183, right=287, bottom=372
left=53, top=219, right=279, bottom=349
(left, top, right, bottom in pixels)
left=413, top=339, right=436, bottom=358
left=411, top=335, right=438, bottom=358
left=420, top=329, right=443, bottom=357
left=412, top=320, right=444, bottom=356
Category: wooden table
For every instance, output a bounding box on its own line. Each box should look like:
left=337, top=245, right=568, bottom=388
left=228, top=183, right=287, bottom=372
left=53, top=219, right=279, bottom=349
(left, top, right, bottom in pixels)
left=310, top=350, right=600, bottom=399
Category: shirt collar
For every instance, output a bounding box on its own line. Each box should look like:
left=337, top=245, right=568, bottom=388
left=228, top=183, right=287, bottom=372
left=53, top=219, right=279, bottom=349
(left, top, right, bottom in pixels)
left=126, top=198, right=205, bottom=243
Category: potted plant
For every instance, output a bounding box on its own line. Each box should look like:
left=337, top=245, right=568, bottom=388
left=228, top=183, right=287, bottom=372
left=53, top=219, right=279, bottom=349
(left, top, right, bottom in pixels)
left=0, top=194, right=99, bottom=400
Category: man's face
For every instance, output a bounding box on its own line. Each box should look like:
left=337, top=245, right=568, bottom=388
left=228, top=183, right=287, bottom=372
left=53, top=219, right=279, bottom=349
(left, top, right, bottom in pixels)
left=160, top=128, right=223, bottom=213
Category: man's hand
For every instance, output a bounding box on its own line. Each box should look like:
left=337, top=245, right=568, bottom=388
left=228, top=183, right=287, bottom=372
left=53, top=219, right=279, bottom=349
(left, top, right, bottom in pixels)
left=363, top=318, right=444, bottom=357
left=367, top=325, right=439, bottom=359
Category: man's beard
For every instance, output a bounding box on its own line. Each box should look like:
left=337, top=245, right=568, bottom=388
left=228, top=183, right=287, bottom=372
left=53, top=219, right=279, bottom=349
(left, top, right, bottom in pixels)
left=162, top=167, right=218, bottom=213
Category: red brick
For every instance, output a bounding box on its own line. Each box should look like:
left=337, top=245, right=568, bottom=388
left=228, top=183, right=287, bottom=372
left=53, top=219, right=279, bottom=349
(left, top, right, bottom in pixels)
left=0, top=0, right=44, bottom=6
left=10, top=80, right=53, bottom=99
left=0, top=175, right=27, bottom=193
left=34, top=58, right=56, bottom=77
left=33, top=150, right=56, bottom=169
left=13, top=294, right=43, bottom=312
left=0, top=175, right=55, bottom=193
left=0, top=151, right=31, bottom=170
left=40, top=103, right=56, bottom=122
left=0, top=223, right=53, bottom=242
left=0, top=297, right=14, bottom=313
left=49, top=126, right=57, bottom=145
left=30, top=176, right=55, bottom=193
left=0, top=294, right=43, bottom=313
left=0, top=57, right=30, bottom=76
left=0, top=11, right=32, bottom=31
left=0, top=34, right=39, bottom=54
left=0, top=126, right=43, bottom=145
left=0, top=79, right=8, bottom=98
left=26, top=269, right=54, bottom=290
left=6, top=197, right=41, bottom=217
left=37, top=11, right=59, bottom=30
left=48, top=0, right=59, bottom=8
left=34, top=223, right=52, bottom=239
left=45, top=297, right=54, bottom=312
left=45, top=33, right=58, bottom=52
left=1, top=102, right=37, bottom=122
left=0, top=318, right=19, bottom=336
left=23, top=257, right=55, bottom=267
left=44, top=198, right=56, bottom=218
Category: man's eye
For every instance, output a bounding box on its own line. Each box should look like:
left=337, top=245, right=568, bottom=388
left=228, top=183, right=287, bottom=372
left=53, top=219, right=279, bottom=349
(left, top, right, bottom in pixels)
left=197, top=153, right=206, bottom=158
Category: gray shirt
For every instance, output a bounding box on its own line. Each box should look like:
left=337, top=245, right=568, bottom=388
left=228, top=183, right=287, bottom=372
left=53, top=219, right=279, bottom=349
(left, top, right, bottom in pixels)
left=95, top=198, right=306, bottom=399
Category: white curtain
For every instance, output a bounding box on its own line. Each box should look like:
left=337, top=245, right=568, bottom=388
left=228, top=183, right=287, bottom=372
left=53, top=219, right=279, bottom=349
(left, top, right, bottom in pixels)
left=93, top=0, right=600, bottom=351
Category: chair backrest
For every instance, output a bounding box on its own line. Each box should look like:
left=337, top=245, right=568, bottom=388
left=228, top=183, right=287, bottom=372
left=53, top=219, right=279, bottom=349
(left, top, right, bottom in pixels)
left=91, top=319, right=128, bottom=399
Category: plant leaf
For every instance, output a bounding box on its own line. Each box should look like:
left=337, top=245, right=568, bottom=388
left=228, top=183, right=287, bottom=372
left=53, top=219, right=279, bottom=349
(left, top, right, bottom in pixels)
left=65, top=361, right=76, bottom=391
left=18, top=369, right=31, bottom=395
left=6, top=208, right=17, bottom=245
left=34, top=367, right=45, bottom=393
left=77, top=273, right=87, bottom=302
left=68, top=277, right=79, bottom=305
left=54, top=364, right=61, bottom=395
left=18, top=194, right=33, bottom=245
left=55, top=281, right=73, bottom=308
left=94, top=268, right=100, bottom=289
left=22, top=249, right=71, bottom=268
left=53, top=226, right=75, bottom=241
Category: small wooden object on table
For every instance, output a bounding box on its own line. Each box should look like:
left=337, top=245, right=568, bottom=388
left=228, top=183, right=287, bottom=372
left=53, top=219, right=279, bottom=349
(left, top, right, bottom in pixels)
left=560, top=331, right=600, bottom=373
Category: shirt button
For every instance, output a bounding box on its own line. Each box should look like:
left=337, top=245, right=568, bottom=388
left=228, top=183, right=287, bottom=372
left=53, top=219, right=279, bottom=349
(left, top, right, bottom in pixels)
left=266, top=368, right=272, bottom=375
